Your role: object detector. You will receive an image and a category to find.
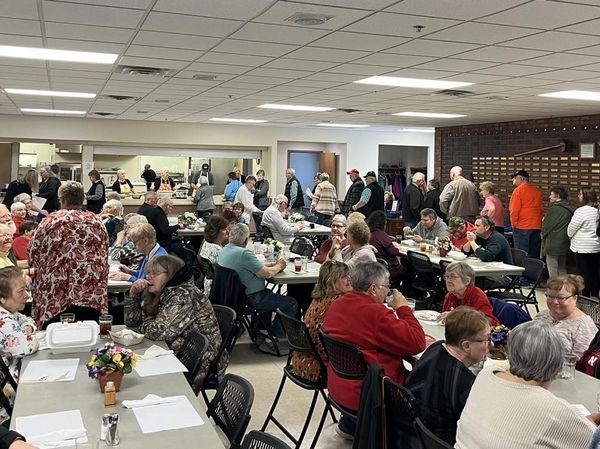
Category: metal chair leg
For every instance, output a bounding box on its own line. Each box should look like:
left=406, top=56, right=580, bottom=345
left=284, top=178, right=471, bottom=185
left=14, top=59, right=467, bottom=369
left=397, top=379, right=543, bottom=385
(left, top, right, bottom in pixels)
left=261, top=373, right=287, bottom=431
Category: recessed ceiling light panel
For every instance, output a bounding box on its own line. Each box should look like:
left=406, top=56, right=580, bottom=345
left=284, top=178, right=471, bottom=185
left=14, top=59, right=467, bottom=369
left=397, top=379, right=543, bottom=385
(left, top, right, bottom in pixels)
left=258, top=103, right=335, bottom=112
left=21, top=108, right=86, bottom=115
left=355, top=76, right=473, bottom=90
left=539, top=90, right=600, bottom=101
left=210, top=118, right=267, bottom=123
left=5, top=88, right=96, bottom=98
left=316, top=123, right=369, bottom=128
left=399, top=127, right=436, bottom=133
left=0, top=45, right=117, bottom=64
left=393, top=112, right=466, bottom=118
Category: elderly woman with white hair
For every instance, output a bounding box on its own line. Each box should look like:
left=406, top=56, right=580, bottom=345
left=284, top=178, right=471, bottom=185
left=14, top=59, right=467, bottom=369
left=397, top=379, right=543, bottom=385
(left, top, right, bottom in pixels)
left=110, top=213, right=148, bottom=264
left=111, top=169, right=135, bottom=194
left=193, top=175, right=215, bottom=219
left=261, top=194, right=306, bottom=245
left=0, top=205, right=16, bottom=236
left=13, top=193, right=44, bottom=220
left=154, top=169, right=175, bottom=191
left=28, top=181, right=109, bottom=328
left=455, top=320, right=599, bottom=449
left=9, top=202, right=26, bottom=237
left=101, top=199, right=124, bottom=246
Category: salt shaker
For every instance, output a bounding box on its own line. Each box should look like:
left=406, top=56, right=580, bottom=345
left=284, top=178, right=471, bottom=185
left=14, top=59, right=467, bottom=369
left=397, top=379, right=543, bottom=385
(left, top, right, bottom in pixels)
left=105, top=413, right=120, bottom=446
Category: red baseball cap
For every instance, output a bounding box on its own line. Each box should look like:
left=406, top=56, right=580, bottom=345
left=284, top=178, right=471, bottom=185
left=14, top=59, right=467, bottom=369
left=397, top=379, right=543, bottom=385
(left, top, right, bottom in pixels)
left=346, top=168, right=359, bottom=175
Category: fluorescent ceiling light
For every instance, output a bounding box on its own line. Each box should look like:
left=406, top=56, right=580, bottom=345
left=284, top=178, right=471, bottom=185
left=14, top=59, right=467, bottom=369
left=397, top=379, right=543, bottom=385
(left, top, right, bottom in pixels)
left=539, top=90, right=600, bottom=101
left=258, top=103, right=335, bottom=112
left=5, top=88, right=96, bottom=98
left=399, top=127, right=435, bottom=133
left=209, top=118, right=267, bottom=123
left=21, top=108, right=86, bottom=115
left=394, top=112, right=466, bottom=118
left=0, top=45, right=117, bottom=64
left=316, top=123, right=370, bottom=128
left=354, top=76, right=473, bottom=89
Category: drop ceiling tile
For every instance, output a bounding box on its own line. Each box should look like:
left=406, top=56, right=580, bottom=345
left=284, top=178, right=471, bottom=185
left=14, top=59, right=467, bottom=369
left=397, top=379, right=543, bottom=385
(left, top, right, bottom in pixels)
left=284, top=79, right=342, bottom=88
left=559, top=18, right=600, bottom=36
left=426, top=22, right=540, bottom=45
left=142, top=12, right=242, bottom=37
left=352, top=53, right=435, bottom=68
left=118, top=56, right=189, bottom=70
left=484, top=77, right=558, bottom=87
left=384, top=0, right=530, bottom=20
left=438, top=73, right=507, bottom=83
left=196, top=52, right=274, bottom=66
left=500, top=31, right=600, bottom=52
left=42, top=1, right=145, bottom=28
left=182, top=63, right=252, bottom=75
left=569, top=62, right=600, bottom=72
left=0, top=17, right=40, bottom=36
left=246, top=67, right=313, bottom=79
left=45, top=39, right=125, bottom=54
left=211, top=39, right=298, bottom=58
left=124, top=45, right=202, bottom=61
left=523, top=53, right=600, bottom=69
left=382, top=68, right=459, bottom=79
left=383, top=39, right=481, bottom=57
left=132, top=31, right=220, bottom=51
left=263, top=58, right=337, bottom=71
left=413, top=58, right=497, bottom=72
left=481, top=0, right=600, bottom=29
left=231, top=23, right=329, bottom=45
left=254, top=2, right=372, bottom=30
left=297, top=72, right=358, bottom=83
left=0, top=34, right=43, bottom=47
left=231, top=75, right=289, bottom=86
left=51, top=0, right=153, bottom=8
left=453, top=46, right=550, bottom=63
left=310, top=31, right=408, bottom=52
left=0, top=0, right=38, bottom=20
left=528, top=68, right=600, bottom=81
left=345, top=12, right=460, bottom=37
left=154, top=0, right=273, bottom=20
left=474, top=64, right=553, bottom=77
left=325, top=63, right=393, bottom=76
left=47, top=61, right=114, bottom=72
left=285, top=46, right=368, bottom=62
left=44, top=22, right=135, bottom=43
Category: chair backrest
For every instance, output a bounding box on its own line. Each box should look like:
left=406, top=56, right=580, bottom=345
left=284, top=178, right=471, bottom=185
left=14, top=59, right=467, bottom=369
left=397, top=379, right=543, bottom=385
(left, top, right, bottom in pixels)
left=511, top=248, right=527, bottom=267
left=522, top=257, right=545, bottom=286
left=210, top=264, right=248, bottom=314
left=414, top=418, right=454, bottom=449
left=198, top=256, right=215, bottom=281
left=277, top=310, right=327, bottom=376
left=407, top=250, right=435, bottom=274
left=376, top=257, right=389, bottom=268
left=0, top=357, right=17, bottom=418
left=577, top=295, right=600, bottom=326
left=241, top=430, right=293, bottom=449
left=176, top=330, right=209, bottom=386
left=213, top=304, right=238, bottom=354
left=438, top=259, right=452, bottom=275
left=489, top=297, right=532, bottom=328
left=383, top=376, right=421, bottom=435
left=307, top=215, right=319, bottom=223
left=290, top=236, right=311, bottom=254
left=319, top=330, right=367, bottom=380
left=261, top=225, right=274, bottom=240
left=208, top=373, right=255, bottom=447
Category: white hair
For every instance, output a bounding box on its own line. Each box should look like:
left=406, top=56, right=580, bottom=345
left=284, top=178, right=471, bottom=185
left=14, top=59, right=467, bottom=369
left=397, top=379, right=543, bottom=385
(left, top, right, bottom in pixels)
left=450, top=166, right=463, bottom=177
left=117, top=169, right=126, bottom=177
left=273, top=194, right=288, bottom=206
left=10, top=202, right=26, bottom=213
left=229, top=223, right=249, bottom=246
left=158, top=197, right=173, bottom=208
left=199, top=176, right=208, bottom=186
left=286, top=168, right=296, bottom=176
left=14, top=193, right=31, bottom=203
left=103, top=199, right=123, bottom=216
left=412, top=172, right=425, bottom=183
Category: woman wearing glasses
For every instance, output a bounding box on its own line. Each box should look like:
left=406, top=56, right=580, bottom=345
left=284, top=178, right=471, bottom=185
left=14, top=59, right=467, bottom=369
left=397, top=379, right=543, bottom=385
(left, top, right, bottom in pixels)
left=534, top=274, right=596, bottom=360
left=438, top=262, right=499, bottom=326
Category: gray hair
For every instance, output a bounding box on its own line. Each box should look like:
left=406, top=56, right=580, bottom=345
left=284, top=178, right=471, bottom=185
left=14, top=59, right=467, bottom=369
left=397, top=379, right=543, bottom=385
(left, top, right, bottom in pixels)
left=286, top=168, right=296, bottom=176
left=117, top=169, right=126, bottom=177
left=103, top=199, right=123, bottom=216
left=58, top=181, right=84, bottom=207
left=319, top=172, right=330, bottom=181
left=273, top=194, right=288, bottom=206
left=199, top=176, right=208, bottom=186
left=125, top=213, right=148, bottom=227
left=507, top=320, right=564, bottom=383
left=420, top=207, right=437, bottom=220
left=105, top=191, right=121, bottom=201
left=157, top=197, right=173, bottom=208
left=14, top=193, right=31, bottom=204
left=229, top=223, right=249, bottom=246
left=445, top=262, right=475, bottom=286
left=10, top=202, right=26, bottom=213
left=412, top=172, right=425, bottom=183
left=350, top=261, right=389, bottom=293
left=450, top=166, right=463, bottom=177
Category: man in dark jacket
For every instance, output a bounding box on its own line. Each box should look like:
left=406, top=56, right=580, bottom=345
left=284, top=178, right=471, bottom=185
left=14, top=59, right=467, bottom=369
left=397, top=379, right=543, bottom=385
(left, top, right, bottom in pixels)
left=284, top=168, right=304, bottom=213
left=341, top=168, right=364, bottom=215
left=137, top=190, right=158, bottom=217
left=542, top=185, right=575, bottom=277
left=424, top=179, right=446, bottom=221
left=402, top=172, right=425, bottom=228
left=352, top=171, right=384, bottom=219
left=37, top=165, right=62, bottom=213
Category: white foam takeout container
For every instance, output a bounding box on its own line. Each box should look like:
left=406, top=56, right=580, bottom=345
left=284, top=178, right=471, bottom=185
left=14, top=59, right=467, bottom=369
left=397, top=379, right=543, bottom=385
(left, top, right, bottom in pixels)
left=46, top=320, right=99, bottom=354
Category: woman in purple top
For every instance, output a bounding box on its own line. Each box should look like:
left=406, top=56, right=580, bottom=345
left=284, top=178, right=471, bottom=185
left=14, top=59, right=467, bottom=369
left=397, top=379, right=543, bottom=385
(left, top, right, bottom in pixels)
left=366, top=210, right=405, bottom=285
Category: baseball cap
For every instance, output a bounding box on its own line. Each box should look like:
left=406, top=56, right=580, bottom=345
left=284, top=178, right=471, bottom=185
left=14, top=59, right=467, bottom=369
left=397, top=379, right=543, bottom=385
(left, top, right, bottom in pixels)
left=346, top=168, right=359, bottom=175
left=364, top=171, right=377, bottom=178
left=511, top=170, right=529, bottom=179
left=447, top=216, right=466, bottom=232
left=202, top=163, right=209, bottom=170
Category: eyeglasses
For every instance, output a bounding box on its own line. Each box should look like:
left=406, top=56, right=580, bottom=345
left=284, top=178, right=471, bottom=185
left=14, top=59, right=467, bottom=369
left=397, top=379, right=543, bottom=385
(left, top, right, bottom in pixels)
left=471, top=334, right=493, bottom=344
left=331, top=224, right=345, bottom=228
left=544, top=292, right=575, bottom=303
left=146, top=270, right=167, bottom=277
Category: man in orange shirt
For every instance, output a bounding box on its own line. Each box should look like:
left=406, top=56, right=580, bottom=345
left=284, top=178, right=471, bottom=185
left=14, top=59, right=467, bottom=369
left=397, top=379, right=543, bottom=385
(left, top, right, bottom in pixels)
left=509, top=170, right=544, bottom=258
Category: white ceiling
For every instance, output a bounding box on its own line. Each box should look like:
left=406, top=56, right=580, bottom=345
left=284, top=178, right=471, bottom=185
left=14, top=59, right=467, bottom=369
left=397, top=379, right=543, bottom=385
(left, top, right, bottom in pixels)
left=1, top=0, right=600, bottom=129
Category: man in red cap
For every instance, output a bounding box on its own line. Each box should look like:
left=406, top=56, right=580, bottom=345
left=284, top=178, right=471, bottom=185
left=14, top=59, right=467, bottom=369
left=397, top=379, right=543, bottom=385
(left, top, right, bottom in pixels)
left=341, top=168, right=364, bottom=215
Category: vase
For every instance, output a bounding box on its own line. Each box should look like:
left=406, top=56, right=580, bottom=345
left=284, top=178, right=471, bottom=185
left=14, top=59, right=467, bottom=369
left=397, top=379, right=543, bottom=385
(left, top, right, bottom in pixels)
left=439, top=249, right=448, bottom=257
left=97, top=371, right=124, bottom=393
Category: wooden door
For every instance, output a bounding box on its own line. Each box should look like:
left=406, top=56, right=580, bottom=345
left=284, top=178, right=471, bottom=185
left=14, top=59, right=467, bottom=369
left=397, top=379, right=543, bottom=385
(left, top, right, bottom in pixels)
left=319, top=152, right=336, bottom=186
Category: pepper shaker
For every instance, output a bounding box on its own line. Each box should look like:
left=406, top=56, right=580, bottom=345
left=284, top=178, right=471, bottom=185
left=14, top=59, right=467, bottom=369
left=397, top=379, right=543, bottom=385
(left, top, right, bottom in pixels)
left=105, top=413, right=120, bottom=446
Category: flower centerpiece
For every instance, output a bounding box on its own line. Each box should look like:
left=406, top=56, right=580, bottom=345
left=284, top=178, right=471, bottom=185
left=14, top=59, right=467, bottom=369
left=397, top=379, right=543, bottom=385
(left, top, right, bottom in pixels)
left=489, top=325, right=510, bottom=360
left=178, top=211, right=197, bottom=227
left=263, top=238, right=284, bottom=261
left=436, top=237, right=452, bottom=257
left=289, top=212, right=305, bottom=223
left=87, top=342, right=139, bottom=392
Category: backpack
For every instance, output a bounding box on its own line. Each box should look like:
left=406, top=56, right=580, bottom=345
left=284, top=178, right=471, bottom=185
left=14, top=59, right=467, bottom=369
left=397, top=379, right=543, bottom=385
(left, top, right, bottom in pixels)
left=576, top=329, right=600, bottom=378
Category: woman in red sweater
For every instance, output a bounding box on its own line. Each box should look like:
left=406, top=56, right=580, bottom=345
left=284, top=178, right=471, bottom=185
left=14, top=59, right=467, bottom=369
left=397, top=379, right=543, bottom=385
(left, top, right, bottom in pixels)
left=439, top=261, right=499, bottom=326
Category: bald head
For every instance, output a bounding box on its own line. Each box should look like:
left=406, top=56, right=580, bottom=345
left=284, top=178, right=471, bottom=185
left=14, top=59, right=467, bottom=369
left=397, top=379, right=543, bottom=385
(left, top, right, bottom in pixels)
left=450, top=166, right=463, bottom=180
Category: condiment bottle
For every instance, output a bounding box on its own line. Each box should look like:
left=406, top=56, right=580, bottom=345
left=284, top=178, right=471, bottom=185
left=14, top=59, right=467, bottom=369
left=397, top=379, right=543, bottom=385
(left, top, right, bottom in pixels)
left=104, top=381, right=116, bottom=406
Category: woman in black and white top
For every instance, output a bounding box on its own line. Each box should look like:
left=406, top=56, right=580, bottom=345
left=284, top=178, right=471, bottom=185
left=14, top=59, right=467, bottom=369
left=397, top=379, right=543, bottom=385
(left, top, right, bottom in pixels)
left=567, top=186, right=600, bottom=297
left=111, top=170, right=135, bottom=194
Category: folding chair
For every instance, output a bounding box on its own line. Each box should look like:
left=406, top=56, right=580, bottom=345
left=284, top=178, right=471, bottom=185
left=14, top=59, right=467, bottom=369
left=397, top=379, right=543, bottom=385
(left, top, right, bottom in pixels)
left=414, top=418, right=454, bottom=449
left=176, top=331, right=209, bottom=390
left=241, top=431, right=292, bottom=449
left=0, top=357, right=17, bottom=420
left=406, top=250, right=446, bottom=310
left=383, top=376, right=422, bottom=449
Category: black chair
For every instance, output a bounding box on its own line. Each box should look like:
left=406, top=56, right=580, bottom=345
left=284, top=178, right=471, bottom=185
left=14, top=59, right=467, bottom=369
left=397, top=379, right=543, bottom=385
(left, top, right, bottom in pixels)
left=241, top=431, right=292, bottom=449
left=318, top=330, right=367, bottom=424
left=406, top=250, right=446, bottom=310
left=0, top=357, right=17, bottom=419
left=253, top=212, right=264, bottom=242
left=577, top=295, right=600, bottom=329
left=486, top=257, right=545, bottom=315
left=290, top=237, right=314, bottom=258
left=307, top=215, right=319, bottom=224
left=511, top=247, right=527, bottom=268
left=438, top=259, right=452, bottom=276
left=383, top=376, right=422, bottom=448
left=261, top=225, right=275, bottom=240
left=261, top=311, right=337, bottom=449
left=208, top=373, right=255, bottom=449
left=200, top=305, right=238, bottom=405
left=414, top=418, right=454, bottom=449
left=176, top=331, right=209, bottom=389
left=198, top=256, right=215, bottom=291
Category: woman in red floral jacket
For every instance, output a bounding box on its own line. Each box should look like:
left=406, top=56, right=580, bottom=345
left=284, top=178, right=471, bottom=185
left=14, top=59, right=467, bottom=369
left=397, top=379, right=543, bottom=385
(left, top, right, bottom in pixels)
left=28, top=181, right=109, bottom=328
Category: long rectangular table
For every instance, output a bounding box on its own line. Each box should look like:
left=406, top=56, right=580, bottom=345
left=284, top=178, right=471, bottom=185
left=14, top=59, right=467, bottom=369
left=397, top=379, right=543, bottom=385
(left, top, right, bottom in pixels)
left=12, top=337, right=226, bottom=449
